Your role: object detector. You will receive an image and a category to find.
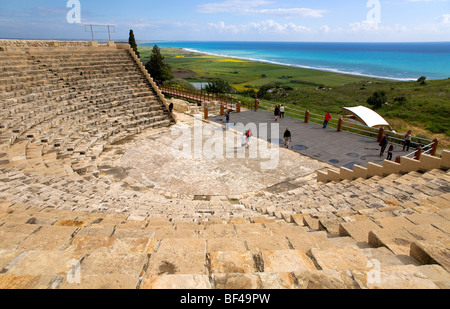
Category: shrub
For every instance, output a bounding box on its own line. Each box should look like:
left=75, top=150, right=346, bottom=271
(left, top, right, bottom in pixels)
left=204, top=79, right=236, bottom=94
left=417, top=76, right=427, bottom=86
left=367, top=91, right=388, bottom=110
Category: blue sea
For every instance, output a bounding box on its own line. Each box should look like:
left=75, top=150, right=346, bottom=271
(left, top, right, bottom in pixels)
left=139, top=41, right=450, bottom=81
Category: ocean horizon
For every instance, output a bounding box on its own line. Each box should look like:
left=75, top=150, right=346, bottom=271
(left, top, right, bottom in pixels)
left=139, top=41, right=450, bottom=81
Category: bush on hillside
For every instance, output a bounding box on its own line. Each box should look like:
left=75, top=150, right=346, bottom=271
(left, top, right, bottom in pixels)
left=204, top=79, right=236, bottom=94
left=417, top=76, right=427, bottom=86
left=367, top=90, right=388, bottom=110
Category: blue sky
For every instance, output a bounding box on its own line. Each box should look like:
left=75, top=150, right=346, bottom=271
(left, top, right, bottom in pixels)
left=0, top=0, right=449, bottom=42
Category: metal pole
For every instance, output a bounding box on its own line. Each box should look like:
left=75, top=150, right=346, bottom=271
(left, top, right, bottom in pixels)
left=90, top=25, right=94, bottom=41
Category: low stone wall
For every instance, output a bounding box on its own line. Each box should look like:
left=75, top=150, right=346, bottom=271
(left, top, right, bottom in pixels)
left=0, top=40, right=117, bottom=53
left=0, top=39, right=93, bottom=50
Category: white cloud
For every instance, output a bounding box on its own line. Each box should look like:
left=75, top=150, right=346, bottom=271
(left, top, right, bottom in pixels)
left=208, top=21, right=240, bottom=33
left=259, top=8, right=328, bottom=18
left=198, top=0, right=327, bottom=18
left=198, top=0, right=271, bottom=14
left=439, top=13, right=450, bottom=24
left=208, top=19, right=311, bottom=34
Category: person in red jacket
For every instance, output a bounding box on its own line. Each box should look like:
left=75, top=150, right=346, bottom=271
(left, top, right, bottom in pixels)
left=323, top=112, right=332, bottom=128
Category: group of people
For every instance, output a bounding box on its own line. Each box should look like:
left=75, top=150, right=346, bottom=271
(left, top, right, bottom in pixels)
left=274, top=105, right=285, bottom=121
left=379, top=130, right=421, bottom=161
left=227, top=106, right=420, bottom=162
left=379, top=134, right=394, bottom=160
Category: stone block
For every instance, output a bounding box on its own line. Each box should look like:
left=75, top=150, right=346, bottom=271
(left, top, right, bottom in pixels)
left=340, top=167, right=354, bottom=181
left=212, top=273, right=262, bottom=289
left=419, top=154, right=442, bottom=171
left=441, top=150, right=450, bottom=169
left=318, top=217, right=344, bottom=236
left=368, top=227, right=417, bottom=255
left=209, top=251, right=257, bottom=274
left=287, top=231, right=332, bottom=254
left=200, top=224, right=236, bottom=238
left=351, top=265, right=439, bottom=289
left=17, top=225, right=77, bottom=251
left=410, top=240, right=450, bottom=272
left=206, top=238, right=246, bottom=252
left=141, top=274, right=211, bottom=289
left=302, top=215, right=320, bottom=230
left=353, top=164, right=368, bottom=179
left=367, top=162, right=384, bottom=177
left=327, top=169, right=341, bottom=182
left=59, top=273, right=140, bottom=289
left=400, top=156, right=421, bottom=173
left=310, top=247, right=369, bottom=271
left=262, top=250, right=316, bottom=273
left=293, top=270, right=358, bottom=289
left=245, top=235, right=291, bottom=251
left=316, top=170, right=329, bottom=183
left=0, top=274, right=57, bottom=289
left=6, top=250, right=83, bottom=277
left=339, top=219, right=380, bottom=243
left=362, top=247, right=406, bottom=267
left=417, top=265, right=450, bottom=289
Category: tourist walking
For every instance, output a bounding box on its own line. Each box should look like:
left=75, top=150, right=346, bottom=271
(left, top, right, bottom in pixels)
left=323, top=112, right=332, bottom=128
left=403, top=130, right=412, bottom=151
left=280, top=105, right=285, bottom=118
left=245, top=129, right=253, bottom=148
left=274, top=106, right=279, bottom=121
left=387, top=145, right=394, bottom=161
left=379, top=134, right=389, bottom=157
left=284, top=128, right=291, bottom=148
left=225, top=111, right=230, bottom=130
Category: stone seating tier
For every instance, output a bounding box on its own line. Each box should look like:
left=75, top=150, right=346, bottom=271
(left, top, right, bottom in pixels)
left=0, top=42, right=173, bottom=180
left=0, top=195, right=449, bottom=289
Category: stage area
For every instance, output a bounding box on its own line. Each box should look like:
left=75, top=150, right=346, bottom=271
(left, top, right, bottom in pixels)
left=100, top=113, right=329, bottom=196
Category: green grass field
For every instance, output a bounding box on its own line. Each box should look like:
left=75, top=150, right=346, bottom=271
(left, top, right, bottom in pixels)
left=138, top=46, right=450, bottom=147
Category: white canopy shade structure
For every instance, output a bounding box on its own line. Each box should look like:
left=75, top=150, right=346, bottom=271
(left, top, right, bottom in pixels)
left=342, top=106, right=393, bottom=131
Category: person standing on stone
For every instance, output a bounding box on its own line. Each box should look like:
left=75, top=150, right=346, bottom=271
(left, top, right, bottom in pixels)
left=225, top=111, right=230, bottom=130
left=280, top=105, right=285, bottom=118
left=274, top=105, right=279, bottom=121
left=283, top=128, right=291, bottom=148
left=169, top=102, right=174, bottom=114
left=403, top=130, right=412, bottom=152
left=379, top=134, right=389, bottom=157
left=387, top=145, right=394, bottom=161
left=245, top=129, right=253, bottom=148
left=323, top=112, right=332, bottom=128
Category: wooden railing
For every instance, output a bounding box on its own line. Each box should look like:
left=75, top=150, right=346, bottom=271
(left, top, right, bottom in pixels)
left=160, top=85, right=260, bottom=113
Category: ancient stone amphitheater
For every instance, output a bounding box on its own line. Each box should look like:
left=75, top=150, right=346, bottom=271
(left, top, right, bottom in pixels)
left=0, top=40, right=449, bottom=290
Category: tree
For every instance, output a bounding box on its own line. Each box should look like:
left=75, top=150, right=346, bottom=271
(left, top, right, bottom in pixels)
left=367, top=90, right=388, bottom=110
left=145, top=45, right=173, bottom=83
left=128, top=30, right=140, bottom=58
left=417, top=76, right=427, bottom=86
left=204, top=79, right=235, bottom=94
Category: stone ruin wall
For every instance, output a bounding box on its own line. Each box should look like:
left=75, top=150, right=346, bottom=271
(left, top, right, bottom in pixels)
left=0, top=39, right=101, bottom=52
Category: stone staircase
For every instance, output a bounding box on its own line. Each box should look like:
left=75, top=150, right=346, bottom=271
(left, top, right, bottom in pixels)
left=0, top=40, right=449, bottom=289
left=1, top=187, right=448, bottom=289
